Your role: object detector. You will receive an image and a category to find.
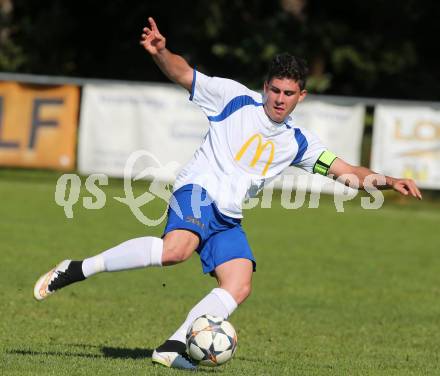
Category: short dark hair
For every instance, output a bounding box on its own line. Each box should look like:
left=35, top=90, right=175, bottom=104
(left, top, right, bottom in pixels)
left=266, top=53, right=308, bottom=90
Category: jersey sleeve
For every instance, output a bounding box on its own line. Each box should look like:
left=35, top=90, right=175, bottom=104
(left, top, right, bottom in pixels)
left=189, top=69, right=251, bottom=118
left=291, top=128, right=337, bottom=176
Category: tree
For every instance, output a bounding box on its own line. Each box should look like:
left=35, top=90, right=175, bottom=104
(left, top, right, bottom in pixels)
left=0, top=0, right=25, bottom=71
left=4, top=0, right=440, bottom=100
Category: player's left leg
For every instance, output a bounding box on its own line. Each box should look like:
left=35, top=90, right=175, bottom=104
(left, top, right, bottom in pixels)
left=153, top=258, right=253, bottom=369
left=169, top=258, right=253, bottom=342
left=153, top=222, right=255, bottom=369
left=212, top=258, right=253, bottom=305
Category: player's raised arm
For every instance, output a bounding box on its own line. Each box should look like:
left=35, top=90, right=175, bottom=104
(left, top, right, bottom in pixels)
left=140, top=17, right=193, bottom=92
left=328, top=157, right=423, bottom=200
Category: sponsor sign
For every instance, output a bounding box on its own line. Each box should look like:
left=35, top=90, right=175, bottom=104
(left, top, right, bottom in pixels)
left=235, top=133, right=275, bottom=176
left=78, top=84, right=207, bottom=178
left=371, top=105, right=440, bottom=189
left=0, top=82, right=79, bottom=170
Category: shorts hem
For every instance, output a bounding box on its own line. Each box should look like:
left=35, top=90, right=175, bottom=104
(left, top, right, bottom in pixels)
left=162, top=225, right=203, bottom=249
left=202, top=256, right=257, bottom=275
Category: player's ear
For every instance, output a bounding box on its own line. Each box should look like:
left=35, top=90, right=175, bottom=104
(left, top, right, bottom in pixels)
left=263, top=81, right=269, bottom=92
left=298, top=89, right=307, bottom=102
left=263, top=81, right=269, bottom=103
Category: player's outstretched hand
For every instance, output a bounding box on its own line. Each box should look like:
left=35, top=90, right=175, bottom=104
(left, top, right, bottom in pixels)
left=392, top=178, right=422, bottom=200
left=140, top=17, right=166, bottom=55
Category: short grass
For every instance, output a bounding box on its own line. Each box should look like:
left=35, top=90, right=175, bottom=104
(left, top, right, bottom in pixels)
left=1, top=169, right=439, bottom=375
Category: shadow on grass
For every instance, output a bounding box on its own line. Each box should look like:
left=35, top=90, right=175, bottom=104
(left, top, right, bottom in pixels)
left=7, top=346, right=153, bottom=360
left=8, top=346, right=224, bottom=373
left=101, top=346, right=153, bottom=359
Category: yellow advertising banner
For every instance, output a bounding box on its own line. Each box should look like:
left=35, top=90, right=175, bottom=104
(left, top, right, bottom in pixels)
left=0, top=82, right=79, bottom=170
left=371, top=105, right=440, bottom=189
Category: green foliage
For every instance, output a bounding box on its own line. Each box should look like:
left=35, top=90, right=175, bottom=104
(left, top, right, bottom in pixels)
left=0, top=38, right=26, bottom=71
left=0, top=1, right=25, bottom=71
left=3, top=0, right=440, bottom=99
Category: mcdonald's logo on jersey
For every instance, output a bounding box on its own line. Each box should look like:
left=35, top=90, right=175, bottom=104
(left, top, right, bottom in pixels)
left=234, top=133, right=275, bottom=176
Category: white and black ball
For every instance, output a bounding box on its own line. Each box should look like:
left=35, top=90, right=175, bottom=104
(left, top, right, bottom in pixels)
left=186, top=314, right=237, bottom=367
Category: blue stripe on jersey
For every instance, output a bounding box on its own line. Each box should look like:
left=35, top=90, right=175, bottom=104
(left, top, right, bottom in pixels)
left=291, top=128, right=308, bottom=165
left=207, top=95, right=263, bottom=122
left=189, top=69, right=197, bottom=101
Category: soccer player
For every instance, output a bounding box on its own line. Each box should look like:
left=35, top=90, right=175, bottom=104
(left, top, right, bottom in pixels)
left=33, top=17, right=422, bottom=370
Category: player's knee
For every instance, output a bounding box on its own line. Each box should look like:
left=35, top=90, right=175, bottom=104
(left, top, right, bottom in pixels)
left=162, top=237, right=195, bottom=265
left=227, top=282, right=251, bottom=305
left=238, top=283, right=252, bottom=304
left=162, top=244, right=188, bottom=264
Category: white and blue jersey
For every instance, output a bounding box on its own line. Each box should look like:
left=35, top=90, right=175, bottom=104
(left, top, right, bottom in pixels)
left=164, top=70, right=332, bottom=274
left=173, top=70, right=327, bottom=218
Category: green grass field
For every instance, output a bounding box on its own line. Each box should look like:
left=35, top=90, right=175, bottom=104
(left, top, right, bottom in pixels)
left=1, top=170, right=439, bottom=375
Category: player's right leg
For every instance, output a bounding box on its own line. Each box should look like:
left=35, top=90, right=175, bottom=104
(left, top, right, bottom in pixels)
left=33, top=230, right=199, bottom=301
left=34, top=185, right=203, bottom=301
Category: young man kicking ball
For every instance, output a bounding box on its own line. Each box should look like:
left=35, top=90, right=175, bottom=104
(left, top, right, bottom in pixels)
left=34, top=17, right=422, bottom=370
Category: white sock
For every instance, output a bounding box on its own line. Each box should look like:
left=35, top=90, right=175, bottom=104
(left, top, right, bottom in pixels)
left=168, top=288, right=238, bottom=344
left=82, top=237, right=163, bottom=278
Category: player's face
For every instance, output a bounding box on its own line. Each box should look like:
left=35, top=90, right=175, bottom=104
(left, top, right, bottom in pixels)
left=263, top=78, right=307, bottom=123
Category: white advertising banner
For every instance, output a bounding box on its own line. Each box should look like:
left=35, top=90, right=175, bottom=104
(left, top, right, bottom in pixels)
left=78, top=83, right=208, bottom=179
left=273, top=101, right=365, bottom=194
left=371, top=105, right=440, bottom=189
left=79, top=85, right=364, bottom=195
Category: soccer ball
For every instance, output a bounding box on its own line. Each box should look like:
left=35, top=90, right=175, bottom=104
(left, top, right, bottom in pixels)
left=186, top=314, right=237, bottom=367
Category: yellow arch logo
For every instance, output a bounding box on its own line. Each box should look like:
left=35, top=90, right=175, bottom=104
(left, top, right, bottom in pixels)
left=234, top=133, right=275, bottom=176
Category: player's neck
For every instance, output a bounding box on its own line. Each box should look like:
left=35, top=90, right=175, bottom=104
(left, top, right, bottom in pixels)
left=263, top=104, right=286, bottom=125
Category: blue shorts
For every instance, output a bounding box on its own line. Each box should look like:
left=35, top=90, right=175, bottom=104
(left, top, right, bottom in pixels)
left=163, top=184, right=256, bottom=274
